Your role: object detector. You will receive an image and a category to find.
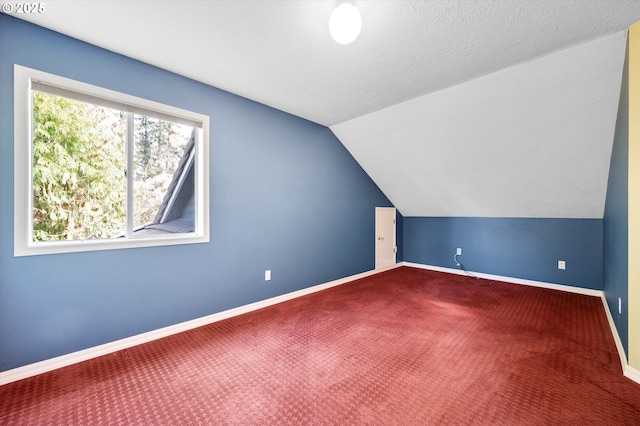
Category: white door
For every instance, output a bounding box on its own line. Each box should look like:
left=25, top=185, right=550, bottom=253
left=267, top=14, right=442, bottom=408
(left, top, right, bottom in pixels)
left=375, top=207, right=396, bottom=269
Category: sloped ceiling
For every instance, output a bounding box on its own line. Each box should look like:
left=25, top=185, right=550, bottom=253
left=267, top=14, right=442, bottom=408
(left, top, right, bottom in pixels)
left=332, top=32, right=628, bottom=218
left=8, top=0, right=640, bottom=218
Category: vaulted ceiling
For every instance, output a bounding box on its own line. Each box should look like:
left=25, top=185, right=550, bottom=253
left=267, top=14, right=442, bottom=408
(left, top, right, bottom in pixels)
left=11, top=0, right=640, bottom=218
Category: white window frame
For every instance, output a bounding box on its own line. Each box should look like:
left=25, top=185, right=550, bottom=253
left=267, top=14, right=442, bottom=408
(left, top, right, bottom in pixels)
left=14, top=65, right=210, bottom=256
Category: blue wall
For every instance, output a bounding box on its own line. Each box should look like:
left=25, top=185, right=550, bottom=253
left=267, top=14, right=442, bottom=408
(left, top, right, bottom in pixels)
left=403, top=217, right=603, bottom=289
left=603, top=39, right=629, bottom=356
left=0, top=15, right=395, bottom=371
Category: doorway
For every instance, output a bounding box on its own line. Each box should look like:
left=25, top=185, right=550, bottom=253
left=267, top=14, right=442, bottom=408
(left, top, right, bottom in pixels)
left=375, top=207, right=397, bottom=269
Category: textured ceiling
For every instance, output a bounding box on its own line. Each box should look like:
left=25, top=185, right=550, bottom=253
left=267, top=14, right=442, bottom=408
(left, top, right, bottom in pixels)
left=8, top=0, right=640, bottom=218
left=9, top=0, right=640, bottom=126
left=332, top=32, right=627, bottom=218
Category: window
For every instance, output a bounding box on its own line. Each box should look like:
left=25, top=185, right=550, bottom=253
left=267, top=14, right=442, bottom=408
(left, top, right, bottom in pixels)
left=14, top=65, right=210, bottom=256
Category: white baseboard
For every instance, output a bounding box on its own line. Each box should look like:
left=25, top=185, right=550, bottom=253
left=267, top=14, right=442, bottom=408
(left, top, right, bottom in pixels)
left=401, top=261, right=640, bottom=386
left=0, top=263, right=401, bottom=386
left=625, top=365, right=640, bottom=383
left=4, top=262, right=638, bottom=387
left=401, top=262, right=603, bottom=297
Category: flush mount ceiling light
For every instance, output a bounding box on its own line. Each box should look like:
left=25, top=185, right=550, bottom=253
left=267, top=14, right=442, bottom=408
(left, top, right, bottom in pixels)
left=329, top=3, right=362, bottom=45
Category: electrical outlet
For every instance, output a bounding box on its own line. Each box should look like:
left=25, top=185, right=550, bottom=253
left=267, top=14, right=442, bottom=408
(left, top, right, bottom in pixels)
left=265, top=270, right=271, bottom=281
left=456, top=248, right=462, bottom=255
left=558, top=260, right=566, bottom=270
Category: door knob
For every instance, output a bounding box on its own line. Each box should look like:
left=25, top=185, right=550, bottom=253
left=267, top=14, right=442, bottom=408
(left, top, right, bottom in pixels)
left=377, top=236, right=384, bottom=241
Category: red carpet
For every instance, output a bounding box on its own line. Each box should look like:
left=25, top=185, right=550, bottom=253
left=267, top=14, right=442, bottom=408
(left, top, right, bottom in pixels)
left=2, top=266, right=640, bottom=424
